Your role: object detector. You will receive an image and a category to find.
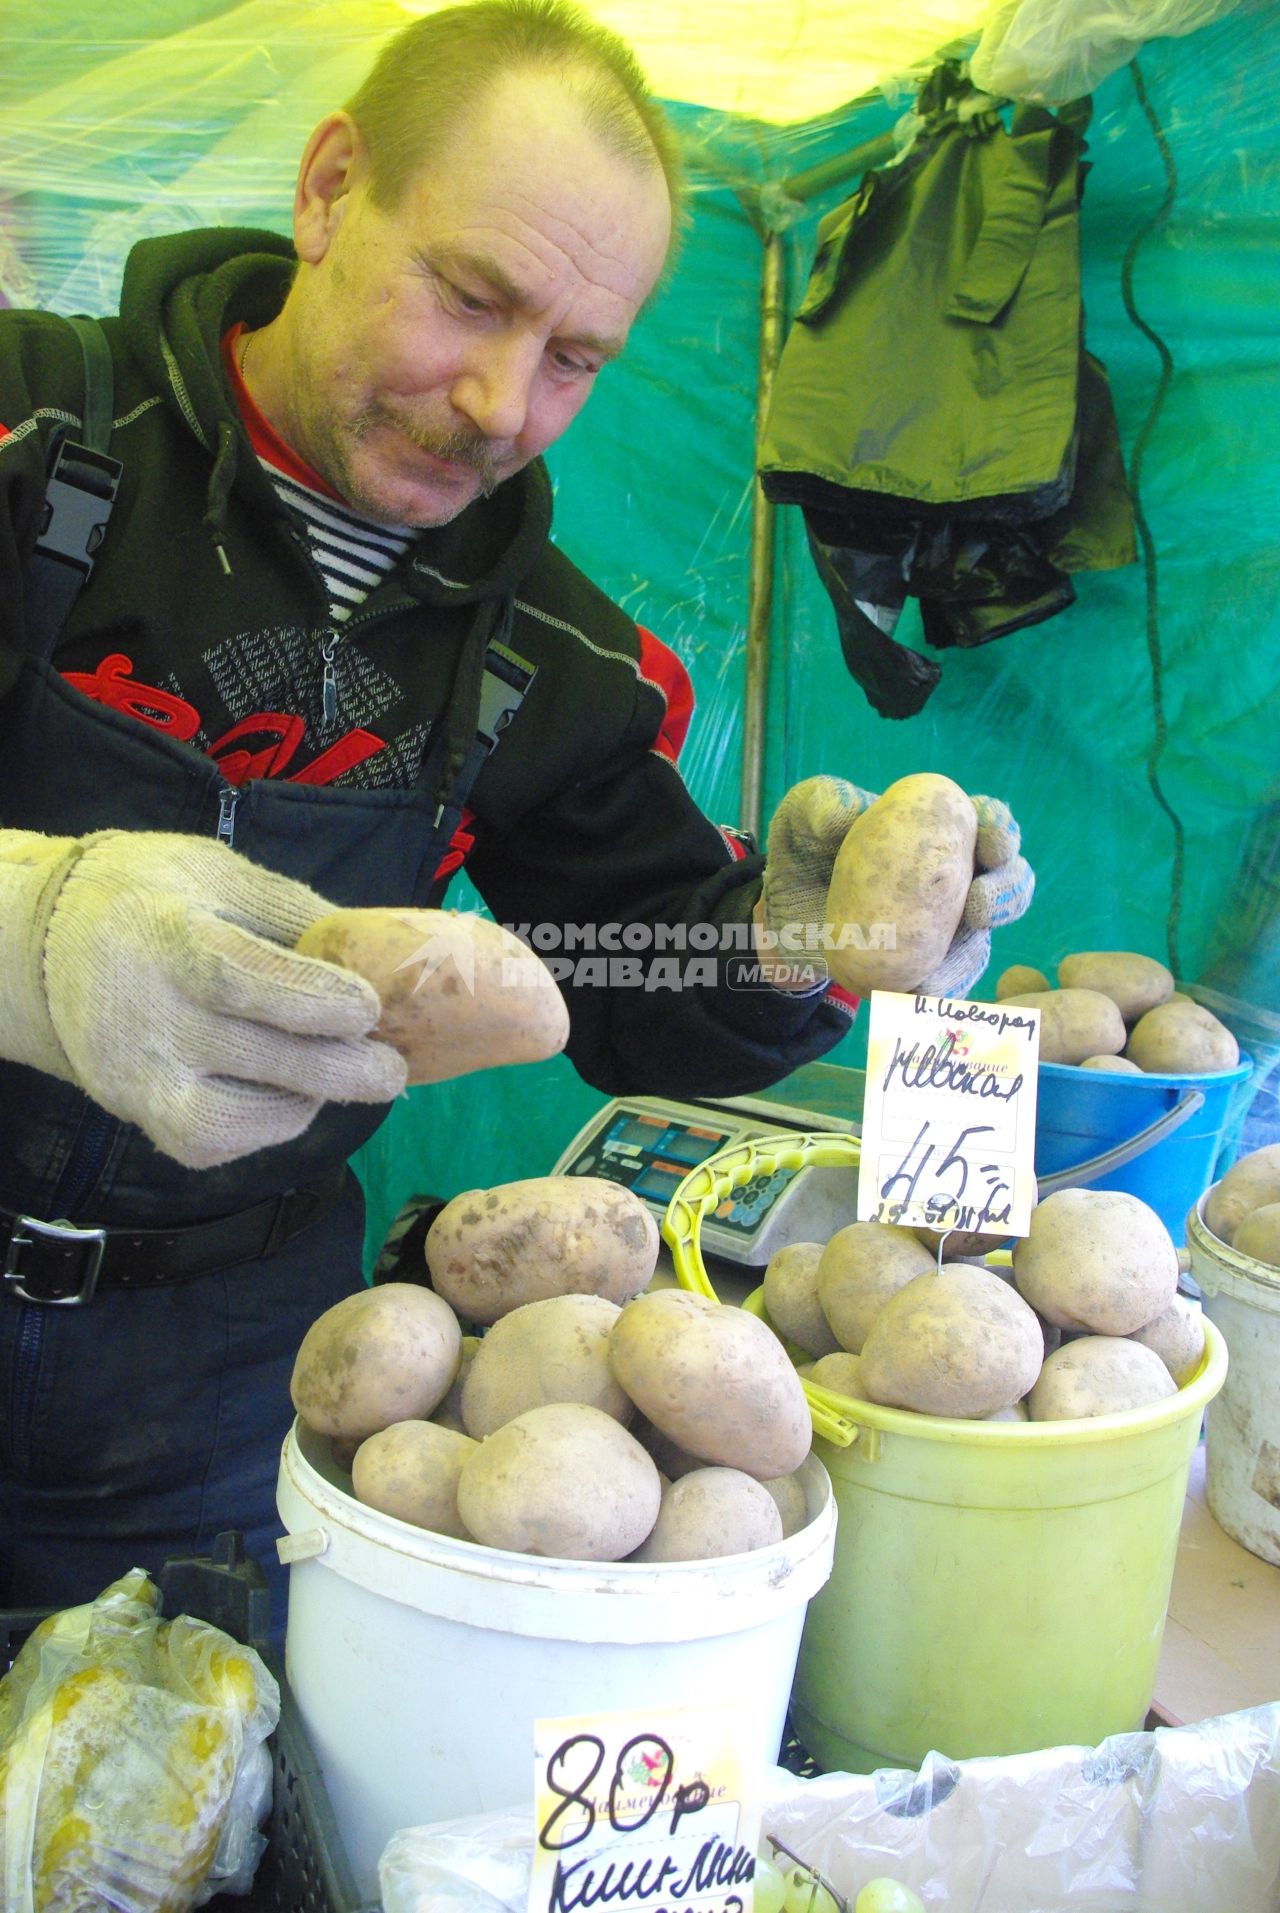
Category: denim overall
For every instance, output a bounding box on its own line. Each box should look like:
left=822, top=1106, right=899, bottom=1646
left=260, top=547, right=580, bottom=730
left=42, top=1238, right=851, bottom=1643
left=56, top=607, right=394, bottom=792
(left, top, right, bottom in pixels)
left=0, top=591, right=506, bottom=1629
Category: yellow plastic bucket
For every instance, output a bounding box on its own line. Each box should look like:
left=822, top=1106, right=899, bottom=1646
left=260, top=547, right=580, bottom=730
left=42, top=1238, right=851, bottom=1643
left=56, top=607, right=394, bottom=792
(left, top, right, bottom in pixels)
left=663, top=1131, right=1230, bottom=1776
left=791, top=1322, right=1227, bottom=1772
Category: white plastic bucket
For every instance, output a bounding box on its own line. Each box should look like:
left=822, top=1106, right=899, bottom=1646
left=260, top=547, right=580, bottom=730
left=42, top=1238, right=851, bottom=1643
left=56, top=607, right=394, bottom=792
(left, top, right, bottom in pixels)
left=1188, top=1193, right=1280, bottom=1564
left=276, top=1419, right=836, bottom=1898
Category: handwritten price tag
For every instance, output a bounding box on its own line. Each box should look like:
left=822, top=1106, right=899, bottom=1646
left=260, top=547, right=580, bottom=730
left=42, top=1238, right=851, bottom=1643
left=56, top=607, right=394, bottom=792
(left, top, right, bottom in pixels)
left=528, top=1703, right=762, bottom=1913
left=857, top=991, right=1042, bottom=1237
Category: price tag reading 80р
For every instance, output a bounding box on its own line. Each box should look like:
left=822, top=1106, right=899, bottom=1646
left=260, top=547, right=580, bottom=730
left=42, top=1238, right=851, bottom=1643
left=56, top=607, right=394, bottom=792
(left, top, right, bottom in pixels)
left=857, top=990, right=1042, bottom=1238
left=527, top=1702, right=762, bottom=1913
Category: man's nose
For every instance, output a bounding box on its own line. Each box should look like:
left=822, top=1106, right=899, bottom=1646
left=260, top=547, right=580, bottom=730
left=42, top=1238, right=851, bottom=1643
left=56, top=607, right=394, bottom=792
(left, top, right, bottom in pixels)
left=451, top=336, right=540, bottom=442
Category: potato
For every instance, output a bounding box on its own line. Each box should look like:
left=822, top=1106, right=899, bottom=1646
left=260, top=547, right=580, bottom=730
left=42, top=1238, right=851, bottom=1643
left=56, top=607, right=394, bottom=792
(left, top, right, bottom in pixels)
left=608, top=1289, right=812, bottom=1479
left=460, top=1295, right=631, bottom=1437
left=1079, top=1054, right=1145, bottom=1074
left=1012, top=1189, right=1177, bottom=1334
left=1203, top=1143, right=1280, bottom=1245
left=859, top=1264, right=1044, bottom=1418
left=761, top=1471, right=810, bottom=1539
left=996, top=964, right=1049, bottom=999
left=817, top=1222, right=935, bottom=1354
left=1233, top=1202, right=1280, bottom=1271
left=804, top=1351, right=866, bottom=1398
left=1128, top=1296, right=1206, bottom=1385
left=629, top=1468, right=783, bottom=1561
left=982, top=1400, right=1030, bottom=1422
left=351, top=1419, right=477, bottom=1539
left=456, top=1402, right=661, bottom=1560
left=290, top=1282, right=462, bottom=1441
left=1028, top=1337, right=1178, bottom=1421
left=826, top=773, right=977, bottom=994
left=762, top=1242, right=841, bottom=1357
left=1000, top=988, right=1126, bottom=1064
left=1057, top=951, right=1174, bottom=1021
left=1124, top=999, right=1239, bottom=1075
left=430, top=1334, right=481, bottom=1433
left=425, top=1176, right=658, bottom=1324
left=294, top=906, right=569, bottom=1085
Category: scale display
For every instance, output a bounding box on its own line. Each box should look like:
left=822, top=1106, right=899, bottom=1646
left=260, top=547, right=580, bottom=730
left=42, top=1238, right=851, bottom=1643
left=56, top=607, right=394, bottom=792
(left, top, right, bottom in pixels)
left=551, top=1095, right=860, bottom=1265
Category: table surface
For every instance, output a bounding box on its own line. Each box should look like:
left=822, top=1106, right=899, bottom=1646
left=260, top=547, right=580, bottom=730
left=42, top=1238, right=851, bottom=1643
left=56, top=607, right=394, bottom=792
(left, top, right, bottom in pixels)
left=1156, top=1440, right=1280, bottom=1724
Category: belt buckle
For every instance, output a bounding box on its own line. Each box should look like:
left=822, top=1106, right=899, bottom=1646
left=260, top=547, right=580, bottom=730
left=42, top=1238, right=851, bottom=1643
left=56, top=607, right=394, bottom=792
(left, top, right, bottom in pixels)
left=3, top=1214, right=108, bottom=1305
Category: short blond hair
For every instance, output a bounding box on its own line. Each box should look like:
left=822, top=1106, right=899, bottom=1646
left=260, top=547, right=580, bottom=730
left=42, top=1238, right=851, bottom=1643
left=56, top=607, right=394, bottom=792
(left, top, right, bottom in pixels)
left=345, top=0, right=684, bottom=249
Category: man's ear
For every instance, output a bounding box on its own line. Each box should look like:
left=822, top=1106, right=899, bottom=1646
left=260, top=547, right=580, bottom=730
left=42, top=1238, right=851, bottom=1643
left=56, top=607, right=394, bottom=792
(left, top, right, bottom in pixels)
left=294, top=112, right=369, bottom=264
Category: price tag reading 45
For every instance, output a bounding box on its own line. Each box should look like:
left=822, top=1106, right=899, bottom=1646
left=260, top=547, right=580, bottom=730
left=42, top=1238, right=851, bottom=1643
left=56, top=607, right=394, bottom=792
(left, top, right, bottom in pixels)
left=858, top=991, right=1042, bottom=1238
left=528, top=1703, right=762, bottom=1913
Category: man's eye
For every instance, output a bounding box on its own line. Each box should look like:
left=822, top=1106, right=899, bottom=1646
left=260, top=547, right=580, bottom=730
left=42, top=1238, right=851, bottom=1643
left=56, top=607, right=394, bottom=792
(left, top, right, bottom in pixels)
left=439, top=278, right=492, bottom=316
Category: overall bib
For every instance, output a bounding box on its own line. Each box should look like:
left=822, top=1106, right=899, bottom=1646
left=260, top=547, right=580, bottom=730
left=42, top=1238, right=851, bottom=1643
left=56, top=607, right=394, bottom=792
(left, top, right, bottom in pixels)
left=0, top=626, right=489, bottom=1626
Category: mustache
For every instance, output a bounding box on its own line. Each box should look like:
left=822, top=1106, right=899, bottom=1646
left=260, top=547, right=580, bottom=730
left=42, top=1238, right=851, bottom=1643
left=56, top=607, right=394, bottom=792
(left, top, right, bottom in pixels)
left=354, top=404, right=502, bottom=495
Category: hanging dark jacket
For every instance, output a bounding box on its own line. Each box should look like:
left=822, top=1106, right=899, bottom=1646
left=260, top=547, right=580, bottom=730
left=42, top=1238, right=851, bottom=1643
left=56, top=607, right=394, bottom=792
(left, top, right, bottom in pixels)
left=759, top=63, right=1136, bottom=719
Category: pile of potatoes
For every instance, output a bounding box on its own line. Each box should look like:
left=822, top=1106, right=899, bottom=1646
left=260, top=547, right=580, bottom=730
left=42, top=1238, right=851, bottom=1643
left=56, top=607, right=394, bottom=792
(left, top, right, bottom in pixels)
left=1201, top=1140, right=1280, bottom=1269
left=994, top=950, right=1238, bottom=1075
left=765, top=1184, right=1206, bottom=1423
left=289, top=1175, right=816, bottom=1566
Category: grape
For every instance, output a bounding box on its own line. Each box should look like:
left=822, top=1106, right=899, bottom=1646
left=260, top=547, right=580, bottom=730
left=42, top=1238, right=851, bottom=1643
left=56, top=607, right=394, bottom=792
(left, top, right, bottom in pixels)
left=782, top=1862, right=844, bottom=1913
left=853, top=1879, right=926, bottom=1913
left=751, top=1853, right=787, bottom=1913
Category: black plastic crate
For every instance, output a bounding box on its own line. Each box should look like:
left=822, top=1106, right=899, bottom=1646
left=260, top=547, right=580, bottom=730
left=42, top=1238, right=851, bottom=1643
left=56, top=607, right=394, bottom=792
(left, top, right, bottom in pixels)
left=1, top=1532, right=377, bottom=1913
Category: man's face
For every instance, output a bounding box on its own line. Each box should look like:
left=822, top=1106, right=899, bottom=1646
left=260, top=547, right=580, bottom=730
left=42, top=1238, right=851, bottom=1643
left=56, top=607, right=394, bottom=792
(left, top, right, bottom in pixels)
left=285, top=71, right=672, bottom=527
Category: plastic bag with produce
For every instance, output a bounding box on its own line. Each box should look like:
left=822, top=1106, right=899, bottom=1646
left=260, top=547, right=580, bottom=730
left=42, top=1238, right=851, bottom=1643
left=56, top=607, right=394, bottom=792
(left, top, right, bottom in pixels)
left=0, top=1566, right=278, bottom=1911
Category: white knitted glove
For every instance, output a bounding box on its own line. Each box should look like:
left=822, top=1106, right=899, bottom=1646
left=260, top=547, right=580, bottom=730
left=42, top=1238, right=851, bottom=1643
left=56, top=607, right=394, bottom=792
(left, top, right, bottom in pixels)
left=0, top=829, right=407, bottom=1169
left=759, top=778, right=1035, bottom=997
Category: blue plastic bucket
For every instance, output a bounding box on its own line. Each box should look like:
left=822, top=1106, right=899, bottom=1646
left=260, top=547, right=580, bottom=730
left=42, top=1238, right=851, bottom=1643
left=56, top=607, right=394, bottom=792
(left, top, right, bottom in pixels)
left=1034, top=1055, right=1252, bottom=1240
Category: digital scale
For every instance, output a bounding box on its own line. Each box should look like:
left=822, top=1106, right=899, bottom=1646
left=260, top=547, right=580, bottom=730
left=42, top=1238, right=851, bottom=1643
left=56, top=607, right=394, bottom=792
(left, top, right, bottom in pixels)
left=550, top=1081, right=862, bottom=1273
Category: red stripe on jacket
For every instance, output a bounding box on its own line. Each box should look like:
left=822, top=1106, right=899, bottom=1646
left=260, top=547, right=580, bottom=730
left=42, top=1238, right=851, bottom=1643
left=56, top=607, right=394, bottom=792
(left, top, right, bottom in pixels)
left=636, top=625, right=694, bottom=763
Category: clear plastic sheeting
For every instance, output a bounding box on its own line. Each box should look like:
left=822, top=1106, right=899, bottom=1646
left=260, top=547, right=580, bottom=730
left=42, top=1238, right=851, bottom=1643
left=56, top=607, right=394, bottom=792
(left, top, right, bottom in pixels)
left=971, top=0, right=1245, bottom=104
left=366, top=0, right=998, bottom=124
left=376, top=1709, right=1280, bottom=1912
left=763, top=1709, right=1280, bottom=1911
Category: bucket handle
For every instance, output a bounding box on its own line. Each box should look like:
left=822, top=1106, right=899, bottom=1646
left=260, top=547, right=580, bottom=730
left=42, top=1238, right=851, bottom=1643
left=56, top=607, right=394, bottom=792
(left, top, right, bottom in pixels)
left=1036, top=1088, right=1205, bottom=1200
left=664, top=1131, right=866, bottom=1448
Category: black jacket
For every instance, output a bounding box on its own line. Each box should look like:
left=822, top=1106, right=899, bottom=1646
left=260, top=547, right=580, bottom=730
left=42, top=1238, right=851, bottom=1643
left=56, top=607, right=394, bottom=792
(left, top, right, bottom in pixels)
left=0, top=228, right=853, bottom=1158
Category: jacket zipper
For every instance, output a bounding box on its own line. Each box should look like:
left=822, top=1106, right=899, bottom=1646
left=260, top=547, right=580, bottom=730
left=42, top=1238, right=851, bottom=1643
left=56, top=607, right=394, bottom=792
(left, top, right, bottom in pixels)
left=11, top=1310, right=43, bottom=1475
left=320, top=634, right=339, bottom=724
left=316, top=597, right=417, bottom=728
left=216, top=784, right=241, bottom=847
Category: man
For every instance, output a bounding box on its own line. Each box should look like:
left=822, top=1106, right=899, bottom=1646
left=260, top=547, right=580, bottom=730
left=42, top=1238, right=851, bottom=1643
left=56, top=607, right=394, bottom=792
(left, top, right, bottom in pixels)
left=0, top=0, right=1030, bottom=1624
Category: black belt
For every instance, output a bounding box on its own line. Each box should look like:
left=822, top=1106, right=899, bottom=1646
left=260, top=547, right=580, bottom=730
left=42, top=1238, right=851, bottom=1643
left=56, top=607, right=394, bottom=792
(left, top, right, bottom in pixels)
left=0, top=1166, right=349, bottom=1307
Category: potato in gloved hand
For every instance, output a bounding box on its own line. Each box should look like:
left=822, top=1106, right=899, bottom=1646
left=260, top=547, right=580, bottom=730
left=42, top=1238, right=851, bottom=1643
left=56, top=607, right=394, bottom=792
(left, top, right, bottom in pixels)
left=294, top=906, right=569, bottom=1085
left=759, top=772, right=1034, bottom=999
left=0, top=827, right=407, bottom=1170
